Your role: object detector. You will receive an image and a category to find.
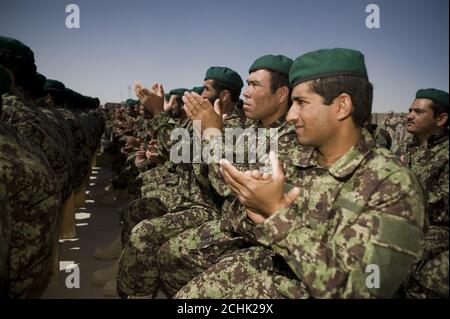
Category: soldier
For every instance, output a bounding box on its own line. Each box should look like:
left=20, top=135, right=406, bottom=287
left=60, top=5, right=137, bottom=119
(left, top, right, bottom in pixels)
left=169, top=48, right=425, bottom=298
left=0, top=64, right=60, bottom=298
left=0, top=65, right=11, bottom=299
left=156, top=54, right=302, bottom=297
left=116, top=67, right=245, bottom=298
left=0, top=36, right=66, bottom=205
left=396, top=88, right=449, bottom=298
left=364, top=114, right=392, bottom=149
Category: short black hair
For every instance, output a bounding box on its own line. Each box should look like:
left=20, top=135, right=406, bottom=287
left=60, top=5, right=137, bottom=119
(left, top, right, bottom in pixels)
left=308, top=75, right=373, bottom=127
left=267, top=69, right=289, bottom=94
left=429, top=101, right=449, bottom=130
left=211, top=79, right=241, bottom=103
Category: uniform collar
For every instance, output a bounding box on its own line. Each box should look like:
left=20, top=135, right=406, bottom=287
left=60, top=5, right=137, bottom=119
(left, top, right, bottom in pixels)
left=291, top=129, right=375, bottom=178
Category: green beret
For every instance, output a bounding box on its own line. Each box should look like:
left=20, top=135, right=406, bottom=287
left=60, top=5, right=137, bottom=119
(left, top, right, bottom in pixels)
left=30, top=72, right=47, bottom=97
left=249, top=54, right=293, bottom=75
left=0, top=35, right=35, bottom=62
left=415, top=88, right=449, bottom=109
left=169, top=88, right=189, bottom=97
left=0, top=65, right=11, bottom=95
left=289, top=48, right=368, bottom=88
left=34, top=73, right=46, bottom=89
left=204, top=66, right=243, bottom=90
left=44, top=79, right=65, bottom=92
left=191, top=86, right=204, bottom=95
left=125, top=98, right=139, bottom=107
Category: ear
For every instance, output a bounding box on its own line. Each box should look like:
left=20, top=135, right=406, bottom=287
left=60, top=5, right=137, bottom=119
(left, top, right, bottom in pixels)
left=219, top=90, right=230, bottom=103
left=335, top=93, right=353, bottom=121
left=277, top=86, right=290, bottom=105
left=436, top=112, right=448, bottom=127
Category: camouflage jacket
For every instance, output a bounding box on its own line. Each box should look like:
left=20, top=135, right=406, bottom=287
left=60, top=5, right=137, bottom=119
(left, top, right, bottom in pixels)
left=0, top=123, right=60, bottom=298
left=396, top=134, right=449, bottom=227
left=236, top=130, right=425, bottom=298
left=148, top=111, right=218, bottom=209
left=366, top=123, right=392, bottom=150
left=205, top=114, right=295, bottom=199
left=1, top=94, right=69, bottom=196
left=0, top=178, right=10, bottom=298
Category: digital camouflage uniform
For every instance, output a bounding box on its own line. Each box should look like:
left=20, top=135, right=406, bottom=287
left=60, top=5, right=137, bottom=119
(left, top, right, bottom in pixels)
left=164, top=130, right=425, bottom=299
left=1, top=92, right=67, bottom=201
left=0, top=123, right=60, bottom=298
left=0, top=178, right=10, bottom=299
left=117, top=106, right=246, bottom=297
left=396, top=134, right=449, bottom=298
left=366, top=123, right=392, bottom=150
left=157, top=115, right=299, bottom=297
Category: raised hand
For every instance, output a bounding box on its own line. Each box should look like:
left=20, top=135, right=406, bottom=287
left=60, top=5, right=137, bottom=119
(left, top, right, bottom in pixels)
left=182, top=92, right=224, bottom=137
left=219, top=151, right=300, bottom=223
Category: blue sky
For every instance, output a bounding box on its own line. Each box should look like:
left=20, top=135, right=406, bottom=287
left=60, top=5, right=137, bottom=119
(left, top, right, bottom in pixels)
left=0, top=0, right=448, bottom=112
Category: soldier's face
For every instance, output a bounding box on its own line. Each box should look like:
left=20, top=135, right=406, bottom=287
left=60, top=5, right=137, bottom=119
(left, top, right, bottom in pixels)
left=243, top=69, right=280, bottom=121
left=406, top=99, right=439, bottom=135
left=202, top=80, right=219, bottom=105
left=287, top=81, right=337, bottom=147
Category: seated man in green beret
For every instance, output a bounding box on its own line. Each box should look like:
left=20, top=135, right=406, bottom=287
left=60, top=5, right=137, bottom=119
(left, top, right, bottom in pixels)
left=395, top=88, right=449, bottom=298
left=169, top=48, right=425, bottom=299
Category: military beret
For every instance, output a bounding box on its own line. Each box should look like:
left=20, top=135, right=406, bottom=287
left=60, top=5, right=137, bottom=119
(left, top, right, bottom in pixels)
left=30, top=72, right=47, bottom=97
left=0, top=65, right=11, bottom=95
left=415, top=88, right=449, bottom=109
left=169, top=88, right=189, bottom=97
left=204, top=66, right=243, bottom=90
left=44, top=79, right=65, bottom=92
left=289, top=48, right=368, bottom=88
left=249, top=54, right=293, bottom=75
left=0, top=35, right=35, bottom=63
left=190, top=86, right=204, bottom=95
left=125, top=98, right=139, bottom=107
left=34, top=73, right=46, bottom=89
left=64, top=88, right=84, bottom=107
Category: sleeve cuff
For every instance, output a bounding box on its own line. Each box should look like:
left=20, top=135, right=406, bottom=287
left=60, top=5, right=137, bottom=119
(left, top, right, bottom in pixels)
left=254, top=204, right=302, bottom=246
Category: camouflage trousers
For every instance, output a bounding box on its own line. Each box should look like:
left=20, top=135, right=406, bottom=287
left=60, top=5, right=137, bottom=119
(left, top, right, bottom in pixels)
left=120, top=186, right=184, bottom=246
left=173, top=246, right=309, bottom=299
left=117, top=204, right=219, bottom=297
left=416, top=250, right=449, bottom=298
left=157, top=219, right=249, bottom=297
left=405, top=225, right=449, bottom=298
left=407, top=250, right=449, bottom=298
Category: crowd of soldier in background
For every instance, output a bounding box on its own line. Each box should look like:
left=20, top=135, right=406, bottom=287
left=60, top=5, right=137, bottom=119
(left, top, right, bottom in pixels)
left=0, top=36, right=105, bottom=298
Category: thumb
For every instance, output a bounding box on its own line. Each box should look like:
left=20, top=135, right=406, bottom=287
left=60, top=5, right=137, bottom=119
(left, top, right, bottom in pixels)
left=158, top=84, right=164, bottom=97
left=285, top=187, right=300, bottom=205
left=222, top=113, right=228, bottom=123
left=269, top=151, right=284, bottom=180
left=213, top=98, right=222, bottom=116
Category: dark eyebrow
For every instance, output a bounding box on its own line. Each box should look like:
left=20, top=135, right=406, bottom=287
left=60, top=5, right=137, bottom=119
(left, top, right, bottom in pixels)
left=247, top=79, right=261, bottom=86
left=291, top=95, right=307, bottom=103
